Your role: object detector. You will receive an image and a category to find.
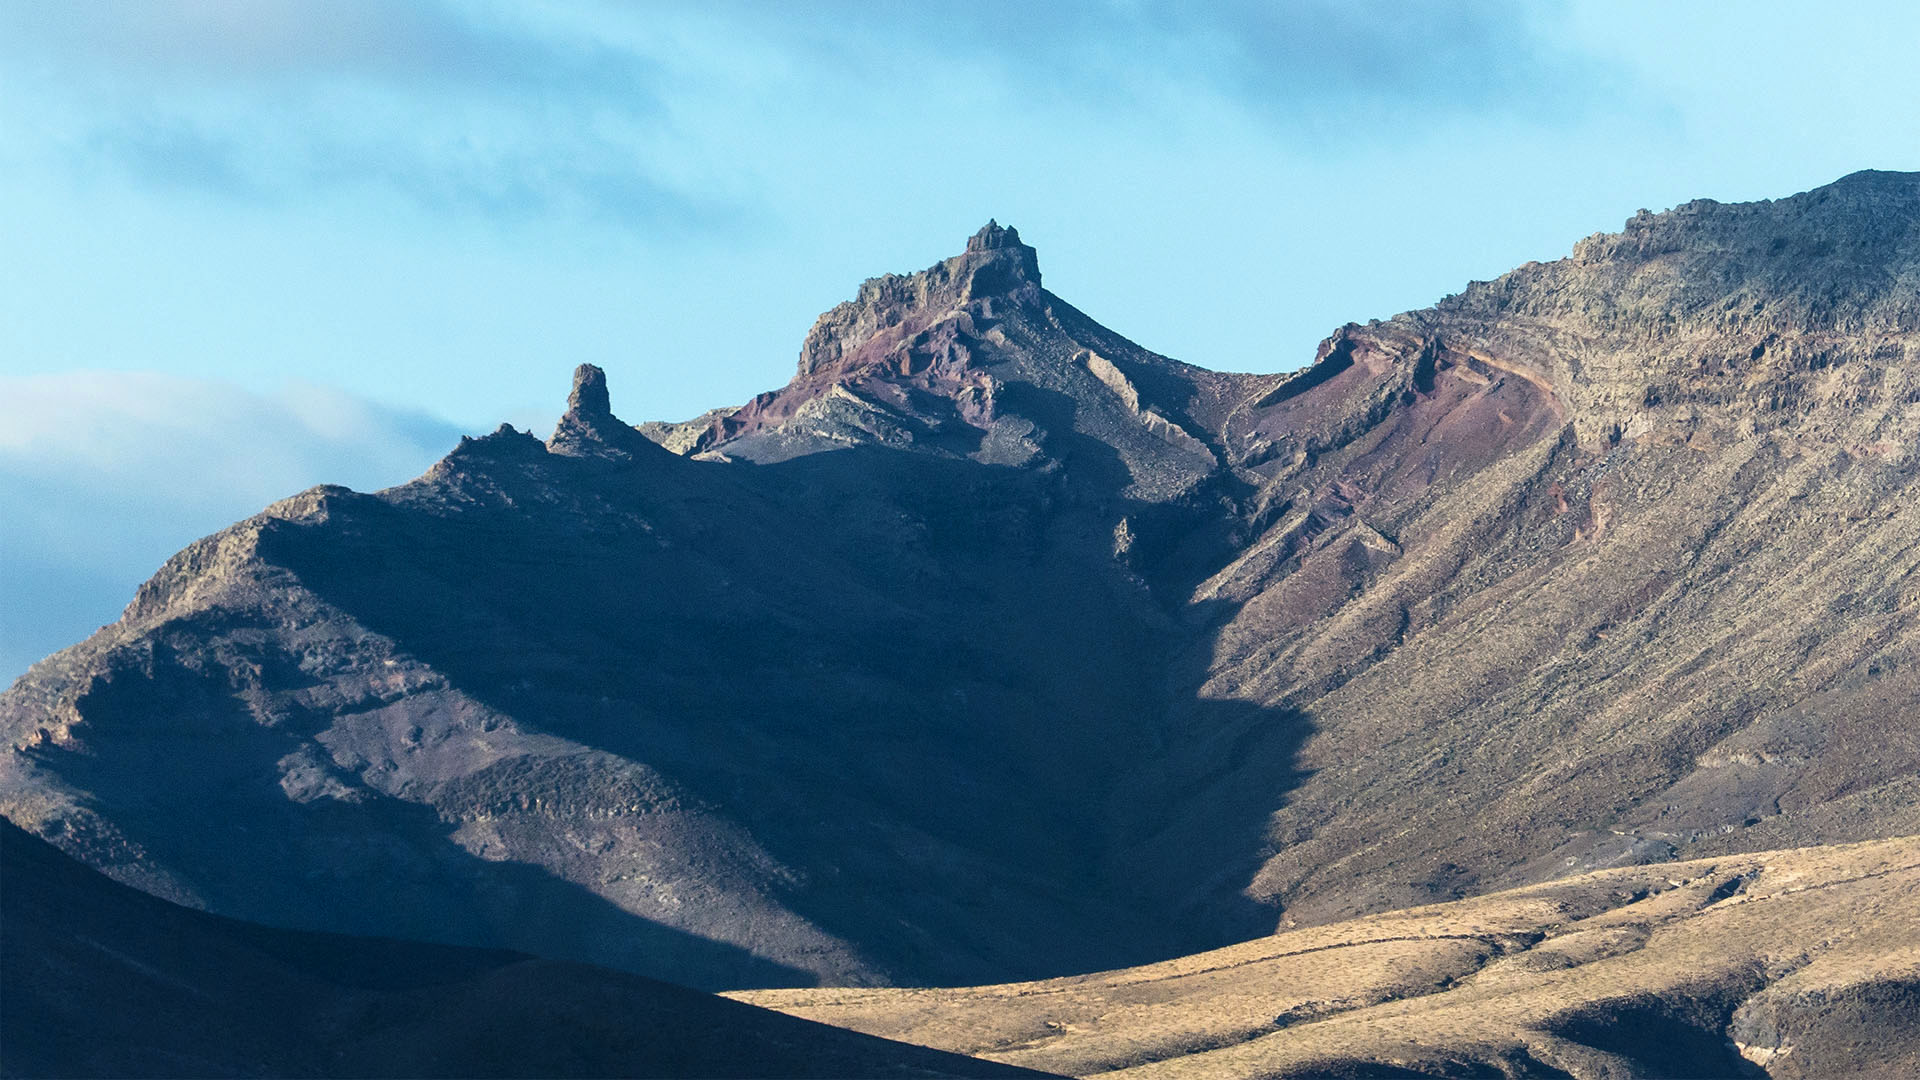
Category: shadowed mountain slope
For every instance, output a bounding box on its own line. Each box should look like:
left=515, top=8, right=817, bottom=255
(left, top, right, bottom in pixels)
left=0, top=820, right=1053, bottom=1080
left=4, top=173, right=1919, bottom=995
left=0, top=224, right=1301, bottom=990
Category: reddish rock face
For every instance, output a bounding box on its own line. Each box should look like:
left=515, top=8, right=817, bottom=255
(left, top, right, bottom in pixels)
left=688, top=221, right=1051, bottom=459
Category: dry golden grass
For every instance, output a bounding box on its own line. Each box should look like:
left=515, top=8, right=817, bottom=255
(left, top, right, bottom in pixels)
left=734, top=836, right=1920, bottom=1078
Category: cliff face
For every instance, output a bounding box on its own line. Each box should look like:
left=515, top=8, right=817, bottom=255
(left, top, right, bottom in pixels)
left=4, top=172, right=1919, bottom=991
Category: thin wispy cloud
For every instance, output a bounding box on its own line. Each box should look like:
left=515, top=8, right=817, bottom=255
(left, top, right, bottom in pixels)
left=0, top=1, right=1598, bottom=229
left=1179, top=1, right=1594, bottom=119
left=0, top=1, right=722, bottom=229
left=0, top=0, right=656, bottom=97
left=688, top=0, right=1601, bottom=130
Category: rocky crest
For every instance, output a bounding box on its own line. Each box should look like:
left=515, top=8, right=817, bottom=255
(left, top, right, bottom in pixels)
left=795, top=220, right=1042, bottom=381
left=4, top=172, right=1919, bottom=996
left=656, top=221, right=1237, bottom=511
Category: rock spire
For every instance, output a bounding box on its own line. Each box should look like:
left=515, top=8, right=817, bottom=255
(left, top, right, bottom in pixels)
left=548, top=363, right=664, bottom=461
left=568, top=363, right=613, bottom=417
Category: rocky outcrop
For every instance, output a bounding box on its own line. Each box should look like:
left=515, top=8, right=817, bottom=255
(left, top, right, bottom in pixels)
left=795, top=220, right=1042, bottom=380
left=1080, top=350, right=1216, bottom=462
left=548, top=362, right=675, bottom=462
left=669, top=222, right=1232, bottom=506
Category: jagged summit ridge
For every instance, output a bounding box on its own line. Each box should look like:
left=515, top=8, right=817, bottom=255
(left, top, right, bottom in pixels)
left=1453, top=168, right=1920, bottom=326
left=792, top=221, right=1042, bottom=379
left=654, top=221, right=1234, bottom=500
left=959, top=219, right=1041, bottom=287
left=1826, top=166, right=1920, bottom=193
left=1410, top=168, right=1920, bottom=448
left=966, top=219, right=1020, bottom=251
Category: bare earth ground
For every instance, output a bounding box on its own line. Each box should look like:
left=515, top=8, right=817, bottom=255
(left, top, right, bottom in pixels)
left=734, top=836, right=1920, bottom=1079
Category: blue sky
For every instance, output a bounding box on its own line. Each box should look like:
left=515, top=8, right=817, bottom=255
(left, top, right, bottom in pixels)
left=3, top=0, right=1919, bottom=681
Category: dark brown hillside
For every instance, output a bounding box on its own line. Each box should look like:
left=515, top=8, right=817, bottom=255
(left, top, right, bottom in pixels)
left=0, top=820, right=1053, bottom=1079
left=0, top=384, right=1302, bottom=989
left=0, top=220, right=1323, bottom=990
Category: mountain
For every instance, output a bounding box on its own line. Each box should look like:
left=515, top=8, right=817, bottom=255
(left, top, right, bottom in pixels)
left=640, top=220, right=1236, bottom=504
left=1179, top=169, right=1920, bottom=925
left=4, top=172, right=1919, bottom=995
left=0, top=819, right=1051, bottom=1079
left=0, top=222, right=1280, bottom=990
left=736, top=835, right=1920, bottom=1079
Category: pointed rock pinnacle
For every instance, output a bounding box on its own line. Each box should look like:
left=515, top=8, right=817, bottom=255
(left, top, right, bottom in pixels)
left=569, top=364, right=612, bottom=417
left=548, top=362, right=668, bottom=462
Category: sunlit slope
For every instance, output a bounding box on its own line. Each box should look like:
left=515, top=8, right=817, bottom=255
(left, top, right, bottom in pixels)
left=735, top=836, right=1920, bottom=1079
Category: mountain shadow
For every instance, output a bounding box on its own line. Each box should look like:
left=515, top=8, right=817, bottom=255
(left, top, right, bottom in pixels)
left=0, top=819, right=1057, bottom=1078
left=16, top=656, right=810, bottom=990
left=244, top=426, right=1316, bottom=986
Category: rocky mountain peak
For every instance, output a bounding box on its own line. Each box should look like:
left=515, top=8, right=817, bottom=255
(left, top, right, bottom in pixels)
left=568, top=363, right=613, bottom=417
left=9, top=171, right=1920, bottom=1015
left=966, top=219, right=1024, bottom=252
left=645, top=221, right=1231, bottom=499
left=956, top=219, right=1042, bottom=291
left=786, top=223, right=1041, bottom=382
